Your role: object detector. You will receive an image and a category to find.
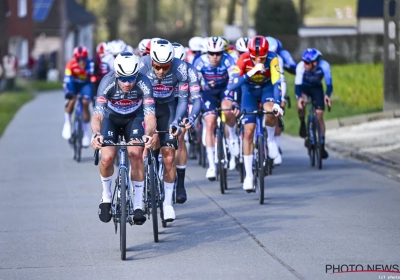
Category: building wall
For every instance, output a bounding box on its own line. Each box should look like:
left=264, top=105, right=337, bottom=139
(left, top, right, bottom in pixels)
left=358, top=18, right=384, bottom=34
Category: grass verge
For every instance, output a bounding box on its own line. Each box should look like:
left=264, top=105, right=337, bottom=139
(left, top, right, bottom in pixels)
left=283, top=63, right=383, bottom=136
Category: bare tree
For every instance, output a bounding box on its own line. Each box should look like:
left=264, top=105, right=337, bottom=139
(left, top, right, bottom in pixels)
left=106, top=0, right=120, bottom=40
left=226, top=0, right=236, bottom=25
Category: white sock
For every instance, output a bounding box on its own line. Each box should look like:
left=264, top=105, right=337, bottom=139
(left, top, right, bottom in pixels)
left=274, top=135, right=281, bottom=148
left=101, top=175, right=112, bottom=202
left=266, top=126, right=275, bottom=142
left=132, top=181, right=144, bottom=210
left=64, top=112, right=71, bottom=124
left=244, top=155, right=253, bottom=178
left=227, top=125, right=237, bottom=140
left=206, top=147, right=215, bottom=169
left=84, top=122, right=91, bottom=135
left=164, top=182, right=174, bottom=206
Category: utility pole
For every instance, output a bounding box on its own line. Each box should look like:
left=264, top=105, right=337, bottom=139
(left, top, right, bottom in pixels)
left=238, top=0, right=248, bottom=37
left=383, top=0, right=400, bottom=110
left=201, top=0, right=208, bottom=37
left=60, top=0, right=68, bottom=78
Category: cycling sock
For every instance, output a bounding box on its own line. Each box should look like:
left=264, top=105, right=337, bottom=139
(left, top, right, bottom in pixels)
left=266, top=126, right=275, bottom=142
left=206, top=147, right=215, bottom=169
left=299, top=116, right=305, bottom=124
left=64, top=112, right=71, bottom=124
left=100, top=175, right=112, bottom=202
left=244, top=155, right=254, bottom=178
left=176, top=165, right=186, bottom=189
left=227, top=124, right=237, bottom=140
left=132, top=181, right=144, bottom=210
left=274, top=136, right=281, bottom=147
left=84, top=122, right=91, bottom=134
left=164, top=182, right=174, bottom=206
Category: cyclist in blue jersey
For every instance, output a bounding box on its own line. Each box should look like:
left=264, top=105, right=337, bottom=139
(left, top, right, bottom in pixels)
left=193, top=36, right=239, bottom=180
left=295, top=48, right=332, bottom=159
left=275, top=39, right=297, bottom=75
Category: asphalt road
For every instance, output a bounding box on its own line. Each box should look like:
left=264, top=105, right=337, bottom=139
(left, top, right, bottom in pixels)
left=0, top=91, right=399, bottom=280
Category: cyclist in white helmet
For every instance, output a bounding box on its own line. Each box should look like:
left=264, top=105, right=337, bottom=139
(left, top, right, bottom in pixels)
left=91, top=52, right=156, bottom=225
left=235, top=37, right=250, bottom=55
left=265, top=36, right=286, bottom=165
left=108, top=39, right=127, bottom=57
left=188, top=36, right=204, bottom=64
left=171, top=42, right=202, bottom=204
left=139, top=39, right=190, bottom=222
left=138, top=38, right=151, bottom=56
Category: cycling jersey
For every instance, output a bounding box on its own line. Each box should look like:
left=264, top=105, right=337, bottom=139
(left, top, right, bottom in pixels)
left=278, top=49, right=297, bottom=75
left=295, top=60, right=333, bottom=98
left=94, top=71, right=155, bottom=117
left=227, top=49, right=239, bottom=62
left=101, top=53, right=115, bottom=72
left=227, top=52, right=281, bottom=104
left=276, top=54, right=287, bottom=101
left=63, top=58, right=93, bottom=99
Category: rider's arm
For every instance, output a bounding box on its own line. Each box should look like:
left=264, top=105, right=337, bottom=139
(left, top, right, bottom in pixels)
left=63, top=60, right=75, bottom=93
left=173, top=62, right=189, bottom=126
left=226, top=58, right=246, bottom=91
left=187, top=65, right=202, bottom=120
left=137, top=76, right=156, bottom=136
left=294, top=62, right=305, bottom=99
left=320, top=60, right=333, bottom=97
left=280, top=50, right=297, bottom=75
left=270, top=56, right=282, bottom=105
left=193, top=56, right=209, bottom=91
left=277, top=55, right=287, bottom=101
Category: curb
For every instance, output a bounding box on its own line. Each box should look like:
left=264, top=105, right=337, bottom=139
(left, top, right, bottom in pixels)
left=325, top=109, right=400, bottom=130
left=326, top=142, right=400, bottom=172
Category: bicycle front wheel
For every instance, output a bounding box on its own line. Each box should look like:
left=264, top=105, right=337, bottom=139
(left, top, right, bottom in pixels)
left=149, top=161, right=159, bottom=243
left=315, top=118, right=323, bottom=170
left=257, top=135, right=265, bottom=205
left=217, top=125, right=226, bottom=194
left=74, top=119, right=83, bottom=162
left=120, top=170, right=127, bottom=260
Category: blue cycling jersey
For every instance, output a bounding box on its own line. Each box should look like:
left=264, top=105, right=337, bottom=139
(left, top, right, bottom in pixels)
left=279, top=49, right=297, bottom=74
left=295, top=59, right=333, bottom=98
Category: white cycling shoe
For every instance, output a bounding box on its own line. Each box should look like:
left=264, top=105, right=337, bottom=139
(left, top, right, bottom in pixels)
left=62, top=122, right=71, bottom=140
left=229, top=156, right=236, bottom=170
left=267, top=140, right=279, bottom=159
left=228, top=138, right=240, bottom=156
left=274, top=153, right=282, bottom=165
left=243, top=176, right=254, bottom=191
left=206, top=167, right=216, bottom=181
left=163, top=205, right=175, bottom=222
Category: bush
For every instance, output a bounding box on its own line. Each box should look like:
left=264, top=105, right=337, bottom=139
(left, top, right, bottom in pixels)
left=255, top=0, right=300, bottom=36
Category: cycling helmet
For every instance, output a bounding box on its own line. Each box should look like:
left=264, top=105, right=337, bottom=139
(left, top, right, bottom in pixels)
left=96, top=42, right=108, bottom=56
left=108, top=39, right=127, bottom=56
left=188, top=36, right=204, bottom=52
left=248, top=36, right=268, bottom=57
left=172, top=42, right=186, bottom=61
left=235, top=37, right=249, bottom=53
left=125, top=45, right=134, bottom=53
left=138, top=39, right=150, bottom=54
left=113, top=52, right=139, bottom=77
left=265, top=36, right=278, bottom=53
left=206, top=36, right=225, bottom=52
left=276, top=39, right=283, bottom=52
left=73, top=46, right=88, bottom=59
left=302, top=48, right=322, bottom=62
left=220, top=36, right=230, bottom=51
left=151, top=39, right=174, bottom=64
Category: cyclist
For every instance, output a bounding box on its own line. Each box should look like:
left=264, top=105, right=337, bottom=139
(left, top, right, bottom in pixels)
left=92, top=42, right=112, bottom=103
left=138, top=38, right=151, bottom=56
left=62, top=46, right=94, bottom=147
left=235, top=37, right=250, bottom=55
left=275, top=39, right=297, bottom=75
left=227, top=36, right=283, bottom=191
left=265, top=36, right=287, bottom=165
left=296, top=48, right=332, bottom=159
left=221, top=36, right=238, bottom=61
left=139, top=39, right=189, bottom=222
left=193, top=36, right=239, bottom=180
left=187, top=36, right=204, bottom=64
left=171, top=42, right=202, bottom=204
left=91, top=52, right=156, bottom=225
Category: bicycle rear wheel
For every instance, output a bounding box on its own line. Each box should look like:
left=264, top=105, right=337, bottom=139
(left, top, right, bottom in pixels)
left=74, top=119, right=83, bottom=162
left=315, top=118, right=323, bottom=170
left=307, top=119, right=316, bottom=167
left=119, top=170, right=127, bottom=260
left=257, top=136, right=265, bottom=205
left=217, top=125, right=226, bottom=194
left=149, top=161, right=158, bottom=243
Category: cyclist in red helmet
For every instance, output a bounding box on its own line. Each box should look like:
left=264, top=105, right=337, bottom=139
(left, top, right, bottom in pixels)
left=62, top=46, right=94, bottom=147
left=227, top=35, right=283, bottom=191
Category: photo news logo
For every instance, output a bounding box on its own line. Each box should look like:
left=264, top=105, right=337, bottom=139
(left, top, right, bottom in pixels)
left=326, top=264, right=400, bottom=277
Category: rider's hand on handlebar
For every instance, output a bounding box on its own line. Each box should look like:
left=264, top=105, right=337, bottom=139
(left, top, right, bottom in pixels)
left=297, top=97, right=305, bottom=110
left=169, top=125, right=181, bottom=137
left=324, top=95, right=332, bottom=107
left=183, top=117, right=194, bottom=130
left=232, top=103, right=241, bottom=117
left=142, top=135, right=154, bottom=149
left=92, top=134, right=103, bottom=149
left=280, top=100, right=286, bottom=109
left=272, top=103, right=284, bottom=117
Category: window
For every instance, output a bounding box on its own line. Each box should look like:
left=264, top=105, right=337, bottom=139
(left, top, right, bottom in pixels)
left=18, top=0, right=27, bottom=18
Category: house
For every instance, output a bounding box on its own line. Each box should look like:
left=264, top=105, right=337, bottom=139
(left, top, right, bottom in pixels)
left=32, top=0, right=96, bottom=77
left=1, top=0, right=35, bottom=67
left=357, top=0, right=384, bottom=34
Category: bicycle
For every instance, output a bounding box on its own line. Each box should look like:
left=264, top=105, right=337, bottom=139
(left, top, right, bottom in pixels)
left=94, top=134, right=158, bottom=260
left=304, top=100, right=331, bottom=170
left=238, top=108, right=283, bottom=205
left=195, top=112, right=207, bottom=168
left=68, top=94, right=84, bottom=162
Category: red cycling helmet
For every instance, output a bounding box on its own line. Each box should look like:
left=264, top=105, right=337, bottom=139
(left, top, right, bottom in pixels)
left=248, top=36, right=269, bottom=57
left=145, top=40, right=151, bottom=55
left=96, top=42, right=107, bottom=56
left=73, top=46, right=88, bottom=59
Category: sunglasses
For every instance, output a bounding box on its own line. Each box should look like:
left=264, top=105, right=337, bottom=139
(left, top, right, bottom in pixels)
left=208, top=52, right=223, bottom=57
left=118, top=76, right=137, bottom=83
left=77, top=58, right=87, bottom=62
left=152, top=62, right=172, bottom=71
left=250, top=55, right=267, bottom=60
left=303, top=60, right=313, bottom=65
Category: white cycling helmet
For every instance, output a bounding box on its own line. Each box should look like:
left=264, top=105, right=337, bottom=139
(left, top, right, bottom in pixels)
left=138, top=38, right=150, bottom=54
left=113, top=52, right=140, bottom=77
left=109, top=39, right=127, bottom=56
left=151, top=39, right=174, bottom=64
left=188, top=36, right=204, bottom=52
left=206, top=36, right=225, bottom=52
left=125, top=45, right=134, bottom=53
left=265, top=36, right=278, bottom=53
left=172, top=42, right=186, bottom=61
left=235, top=37, right=250, bottom=53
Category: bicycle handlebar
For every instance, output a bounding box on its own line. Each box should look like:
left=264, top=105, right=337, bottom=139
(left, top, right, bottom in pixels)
left=237, top=109, right=284, bottom=129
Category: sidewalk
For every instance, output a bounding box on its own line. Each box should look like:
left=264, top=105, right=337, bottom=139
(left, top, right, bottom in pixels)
left=325, top=114, right=400, bottom=171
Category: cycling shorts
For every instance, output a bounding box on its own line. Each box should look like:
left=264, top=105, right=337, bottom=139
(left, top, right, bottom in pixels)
left=156, top=100, right=178, bottom=149
left=201, top=88, right=235, bottom=117
left=65, top=81, right=93, bottom=100
left=101, top=111, right=144, bottom=143
left=302, top=85, right=325, bottom=110
left=240, top=83, right=274, bottom=125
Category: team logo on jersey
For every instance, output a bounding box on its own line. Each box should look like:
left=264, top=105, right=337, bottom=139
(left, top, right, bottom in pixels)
left=274, top=64, right=281, bottom=73
left=110, top=99, right=140, bottom=106
left=137, top=80, right=151, bottom=95
left=177, top=63, right=187, bottom=80
left=96, top=96, right=107, bottom=103
left=188, top=68, right=197, bottom=82
left=154, top=84, right=173, bottom=92
left=190, top=85, right=200, bottom=92
left=143, top=98, right=154, bottom=105
left=179, top=83, right=189, bottom=91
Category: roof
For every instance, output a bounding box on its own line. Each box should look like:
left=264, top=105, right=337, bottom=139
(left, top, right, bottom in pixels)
left=66, top=0, right=96, bottom=25
left=357, top=0, right=383, bottom=18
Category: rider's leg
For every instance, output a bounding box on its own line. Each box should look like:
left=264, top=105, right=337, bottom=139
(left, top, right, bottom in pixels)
left=204, top=113, right=217, bottom=179
left=221, top=99, right=239, bottom=163
left=274, top=122, right=283, bottom=165
left=263, top=101, right=278, bottom=159
left=175, top=128, right=187, bottom=203
left=312, top=88, right=329, bottom=159
left=62, top=95, right=76, bottom=140
left=298, top=93, right=307, bottom=138
left=99, top=146, right=117, bottom=201
left=162, top=146, right=177, bottom=221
